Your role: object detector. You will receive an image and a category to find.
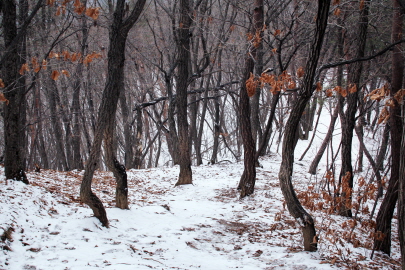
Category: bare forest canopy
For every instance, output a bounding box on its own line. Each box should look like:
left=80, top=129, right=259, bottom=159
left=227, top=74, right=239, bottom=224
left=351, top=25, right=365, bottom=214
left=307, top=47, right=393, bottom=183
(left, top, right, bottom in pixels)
left=1, top=0, right=405, bottom=267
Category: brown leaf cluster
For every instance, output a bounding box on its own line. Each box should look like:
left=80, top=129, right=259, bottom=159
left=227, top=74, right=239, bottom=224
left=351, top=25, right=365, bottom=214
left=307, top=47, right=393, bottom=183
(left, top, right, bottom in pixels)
left=0, top=92, right=10, bottom=105
left=394, top=89, right=405, bottom=104
left=365, top=84, right=389, bottom=101
left=50, top=0, right=100, bottom=20
left=246, top=73, right=258, bottom=97
left=258, top=70, right=296, bottom=95
left=377, top=107, right=389, bottom=124
left=296, top=66, right=305, bottom=78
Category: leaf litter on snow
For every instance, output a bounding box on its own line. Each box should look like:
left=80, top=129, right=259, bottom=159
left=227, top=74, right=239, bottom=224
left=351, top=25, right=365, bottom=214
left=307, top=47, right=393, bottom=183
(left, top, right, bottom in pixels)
left=0, top=148, right=401, bottom=269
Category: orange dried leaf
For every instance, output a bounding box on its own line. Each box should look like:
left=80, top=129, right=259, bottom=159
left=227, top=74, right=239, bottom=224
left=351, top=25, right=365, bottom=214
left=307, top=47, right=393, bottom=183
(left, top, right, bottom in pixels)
left=316, top=82, right=322, bottom=92
left=246, top=73, right=258, bottom=97
left=0, top=92, right=9, bottom=105
left=274, top=29, right=281, bottom=36
left=31, top=57, right=41, bottom=73
left=0, top=79, right=5, bottom=88
left=325, top=88, right=333, bottom=97
left=385, top=99, right=395, bottom=107
left=296, top=67, right=304, bottom=78
left=332, top=0, right=340, bottom=5
left=333, top=8, right=341, bottom=17
left=63, top=50, right=70, bottom=61
left=86, top=7, right=100, bottom=20
left=51, top=70, right=60, bottom=81
left=271, top=48, right=277, bottom=54
left=359, top=0, right=365, bottom=10
left=55, top=6, right=61, bottom=16
left=394, top=89, right=405, bottom=104
left=42, top=59, right=47, bottom=70
left=348, top=83, right=357, bottom=94
left=61, top=70, right=70, bottom=77
left=19, top=63, right=30, bottom=75
left=377, top=107, right=389, bottom=125
left=288, top=80, right=296, bottom=89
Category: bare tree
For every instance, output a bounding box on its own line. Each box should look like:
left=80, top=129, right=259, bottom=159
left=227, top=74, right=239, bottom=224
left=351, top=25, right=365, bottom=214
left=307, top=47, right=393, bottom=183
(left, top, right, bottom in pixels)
left=278, top=0, right=330, bottom=251
left=80, top=0, right=147, bottom=227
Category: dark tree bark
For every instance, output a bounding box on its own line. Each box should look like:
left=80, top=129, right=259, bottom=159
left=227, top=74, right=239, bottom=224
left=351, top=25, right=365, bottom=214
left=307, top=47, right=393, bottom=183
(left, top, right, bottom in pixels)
left=398, top=103, right=405, bottom=269
left=337, top=1, right=368, bottom=217
left=374, top=0, right=404, bottom=255
left=308, top=104, right=339, bottom=175
left=2, top=0, right=29, bottom=183
left=250, top=0, right=264, bottom=147
left=133, top=107, right=143, bottom=169
left=278, top=0, right=330, bottom=252
left=238, top=55, right=257, bottom=198
left=70, top=6, right=88, bottom=171
left=80, top=0, right=146, bottom=227
left=119, top=88, right=135, bottom=169
left=257, top=91, right=280, bottom=157
left=46, top=79, right=69, bottom=171
left=238, top=0, right=263, bottom=198
left=375, top=123, right=390, bottom=172
left=309, top=18, right=345, bottom=175
left=174, top=0, right=193, bottom=186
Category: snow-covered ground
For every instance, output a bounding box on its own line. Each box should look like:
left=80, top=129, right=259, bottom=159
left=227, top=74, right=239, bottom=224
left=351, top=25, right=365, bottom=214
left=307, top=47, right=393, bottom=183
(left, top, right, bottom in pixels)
left=0, top=109, right=402, bottom=269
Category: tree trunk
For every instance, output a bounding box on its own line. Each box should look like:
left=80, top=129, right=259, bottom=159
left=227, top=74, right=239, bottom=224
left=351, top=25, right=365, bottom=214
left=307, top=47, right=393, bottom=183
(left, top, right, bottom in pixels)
left=80, top=0, right=147, bottom=227
left=237, top=0, right=263, bottom=198
left=374, top=0, right=404, bottom=255
left=278, top=0, right=330, bottom=252
left=337, top=1, right=368, bottom=217
left=120, top=89, right=135, bottom=169
left=250, top=0, right=264, bottom=147
left=70, top=7, right=88, bottom=170
left=47, top=79, right=69, bottom=171
left=308, top=104, right=339, bottom=174
left=2, top=0, right=28, bottom=183
left=398, top=103, right=405, bottom=269
left=104, top=116, right=129, bottom=209
left=174, top=0, right=193, bottom=186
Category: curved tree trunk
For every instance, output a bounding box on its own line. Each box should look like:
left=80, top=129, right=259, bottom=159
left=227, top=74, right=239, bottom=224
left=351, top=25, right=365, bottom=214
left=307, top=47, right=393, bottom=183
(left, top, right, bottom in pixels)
left=374, top=0, right=404, bottom=255
left=278, top=0, right=330, bottom=252
left=80, top=0, right=146, bottom=227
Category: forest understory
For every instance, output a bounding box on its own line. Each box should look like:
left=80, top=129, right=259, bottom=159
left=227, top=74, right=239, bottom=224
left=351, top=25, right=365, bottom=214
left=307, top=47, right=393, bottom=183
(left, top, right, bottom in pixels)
left=0, top=145, right=401, bottom=269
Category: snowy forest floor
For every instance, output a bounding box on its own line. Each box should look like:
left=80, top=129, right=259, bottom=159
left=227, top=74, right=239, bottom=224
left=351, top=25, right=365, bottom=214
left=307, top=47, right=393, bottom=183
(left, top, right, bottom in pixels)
left=0, top=148, right=402, bottom=270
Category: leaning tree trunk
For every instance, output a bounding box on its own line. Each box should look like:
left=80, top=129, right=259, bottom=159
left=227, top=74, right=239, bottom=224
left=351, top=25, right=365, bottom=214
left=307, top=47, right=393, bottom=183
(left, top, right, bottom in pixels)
left=80, top=0, right=146, bottom=227
left=278, top=0, right=330, bottom=252
left=2, top=0, right=28, bottom=183
left=374, top=0, right=404, bottom=255
left=174, top=0, right=193, bottom=186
